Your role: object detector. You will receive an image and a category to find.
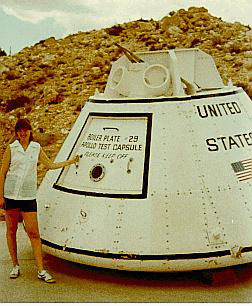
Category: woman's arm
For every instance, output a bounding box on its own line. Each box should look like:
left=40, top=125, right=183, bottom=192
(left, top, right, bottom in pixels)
left=39, top=147, right=79, bottom=170
left=0, top=146, right=11, bottom=208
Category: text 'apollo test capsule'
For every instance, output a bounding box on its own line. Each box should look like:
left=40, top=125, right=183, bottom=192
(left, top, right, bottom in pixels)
left=37, top=47, right=252, bottom=272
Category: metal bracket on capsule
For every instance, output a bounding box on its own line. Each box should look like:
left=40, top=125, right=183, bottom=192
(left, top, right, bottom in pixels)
left=127, top=158, right=133, bottom=174
left=75, top=154, right=83, bottom=174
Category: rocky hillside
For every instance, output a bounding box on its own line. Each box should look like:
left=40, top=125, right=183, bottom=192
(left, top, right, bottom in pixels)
left=0, top=6, right=252, bottom=185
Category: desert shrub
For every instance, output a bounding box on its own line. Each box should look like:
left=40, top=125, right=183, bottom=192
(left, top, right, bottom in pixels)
left=0, top=48, right=7, bottom=56
left=5, top=95, right=32, bottom=112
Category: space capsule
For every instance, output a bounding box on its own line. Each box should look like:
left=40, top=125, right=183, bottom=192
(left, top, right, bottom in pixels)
left=37, top=47, right=252, bottom=272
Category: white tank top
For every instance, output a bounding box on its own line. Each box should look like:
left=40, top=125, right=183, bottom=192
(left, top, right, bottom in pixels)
left=4, top=140, right=41, bottom=200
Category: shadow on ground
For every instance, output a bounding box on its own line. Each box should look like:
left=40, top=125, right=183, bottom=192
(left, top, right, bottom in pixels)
left=43, top=252, right=252, bottom=288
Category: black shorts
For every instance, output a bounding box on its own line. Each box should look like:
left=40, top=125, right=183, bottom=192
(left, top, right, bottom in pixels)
left=4, top=198, right=37, bottom=212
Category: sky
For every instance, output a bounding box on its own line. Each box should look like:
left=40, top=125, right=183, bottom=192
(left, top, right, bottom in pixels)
left=0, top=0, right=251, bottom=55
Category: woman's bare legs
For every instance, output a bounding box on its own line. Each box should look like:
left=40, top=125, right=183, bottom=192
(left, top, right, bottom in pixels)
left=5, top=209, right=20, bottom=267
left=21, top=211, right=44, bottom=272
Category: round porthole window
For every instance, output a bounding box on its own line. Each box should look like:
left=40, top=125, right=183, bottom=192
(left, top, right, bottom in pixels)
left=89, top=164, right=105, bottom=182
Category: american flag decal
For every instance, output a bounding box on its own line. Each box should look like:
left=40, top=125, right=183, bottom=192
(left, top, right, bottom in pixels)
left=231, top=159, right=252, bottom=182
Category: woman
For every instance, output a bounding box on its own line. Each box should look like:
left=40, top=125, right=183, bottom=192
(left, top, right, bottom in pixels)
left=0, top=118, right=79, bottom=283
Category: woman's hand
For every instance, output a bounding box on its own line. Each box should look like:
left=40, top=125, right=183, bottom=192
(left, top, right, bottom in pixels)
left=72, top=155, right=80, bottom=164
